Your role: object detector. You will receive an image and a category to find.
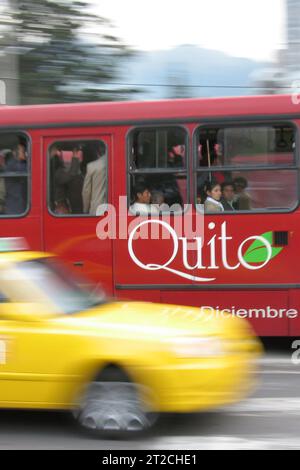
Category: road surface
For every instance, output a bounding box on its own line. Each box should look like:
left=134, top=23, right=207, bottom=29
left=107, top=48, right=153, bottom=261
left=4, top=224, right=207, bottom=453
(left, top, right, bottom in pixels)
left=0, top=343, right=299, bottom=450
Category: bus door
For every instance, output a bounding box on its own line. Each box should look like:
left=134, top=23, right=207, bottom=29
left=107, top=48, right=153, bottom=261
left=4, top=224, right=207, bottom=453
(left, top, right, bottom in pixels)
left=113, top=126, right=197, bottom=302
left=42, top=132, right=113, bottom=295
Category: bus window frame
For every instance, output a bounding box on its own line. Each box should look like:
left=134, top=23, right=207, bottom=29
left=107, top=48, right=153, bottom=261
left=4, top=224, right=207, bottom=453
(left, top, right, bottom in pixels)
left=47, top=137, right=109, bottom=218
left=0, top=130, right=31, bottom=219
left=127, top=124, right=190, bottom=215
left=193, top=120, right=300, bottom=215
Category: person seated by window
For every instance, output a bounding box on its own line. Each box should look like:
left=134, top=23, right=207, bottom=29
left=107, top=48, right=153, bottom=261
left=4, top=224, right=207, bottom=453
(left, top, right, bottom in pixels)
left=221, top=181, right=235, bottom=211
left=4, top=142, right=28, bottom=215
left=151, top=190, right=168, bottom=212
left=151, top=189, right=182, bottom=213
left=233, top=176, right=251, bottom=210
left=197, top=180, right=209, bottom=205
left=129, top=182, right=159, bottom=216
left=204, top=181, right=224, bottom=213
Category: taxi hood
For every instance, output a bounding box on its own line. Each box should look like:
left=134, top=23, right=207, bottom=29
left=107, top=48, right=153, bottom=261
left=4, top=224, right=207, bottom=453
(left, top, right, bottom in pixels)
left=56, top=301, right=253, bottom=340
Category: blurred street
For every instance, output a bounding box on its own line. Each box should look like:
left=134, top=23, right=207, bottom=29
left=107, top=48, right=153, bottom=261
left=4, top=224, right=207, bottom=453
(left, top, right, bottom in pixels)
left=0, top=342, right=299, bottom=450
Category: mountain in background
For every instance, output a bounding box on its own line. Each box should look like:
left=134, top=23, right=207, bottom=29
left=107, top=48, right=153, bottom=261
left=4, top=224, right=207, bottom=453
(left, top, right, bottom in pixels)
left=119, top=44, right=270, bottom=100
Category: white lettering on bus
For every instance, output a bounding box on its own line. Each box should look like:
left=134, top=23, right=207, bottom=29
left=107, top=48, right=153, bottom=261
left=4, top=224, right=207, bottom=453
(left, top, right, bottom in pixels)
left=128, top=220, right=273, bottom=282
left=128, top=219, right=215, bottom=282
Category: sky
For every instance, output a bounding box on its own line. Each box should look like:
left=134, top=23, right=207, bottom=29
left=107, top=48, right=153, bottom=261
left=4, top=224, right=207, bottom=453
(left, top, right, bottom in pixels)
left=93, top=0, right=285, bottom=62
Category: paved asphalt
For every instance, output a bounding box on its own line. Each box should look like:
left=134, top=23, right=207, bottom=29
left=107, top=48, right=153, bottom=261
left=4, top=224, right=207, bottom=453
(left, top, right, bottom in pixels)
left=0, top=340, right=300, bottom=450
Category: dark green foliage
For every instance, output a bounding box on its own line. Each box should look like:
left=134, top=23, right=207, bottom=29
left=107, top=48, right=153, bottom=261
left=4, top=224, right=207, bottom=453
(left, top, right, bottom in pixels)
left=0, top=0, right=138, bottom=103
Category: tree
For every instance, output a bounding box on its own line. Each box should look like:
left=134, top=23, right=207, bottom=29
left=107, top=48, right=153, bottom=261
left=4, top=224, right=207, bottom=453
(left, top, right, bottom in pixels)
left=0, top=0, right=138, bottom=104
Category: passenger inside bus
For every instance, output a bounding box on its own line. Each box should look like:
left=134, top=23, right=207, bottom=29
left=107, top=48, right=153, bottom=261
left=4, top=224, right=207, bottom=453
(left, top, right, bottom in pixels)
left=82, top=141, right=107, bottom=215
left=151, top=190, right=165, bottom=206
left=129, top=181, right=159, bottom=216
left=203, top=181, right=224, bottom=213
left=167, top=144, right=185, bottom=168
left=151, top=190, right=168, bottom=213
left=232, top=176, right=251, bottom=211
left=68, top=147, right=84, bottom=214
left=131, top=174, right=185, bottom=212
left=200, top=177, right=250, bottom=213
left=221, top=181, right=235, bottom=211
left=49, top=145, right=82, bottom=214
left=129, top=127, right=187, bottom=213
left=197, top=124, right=297, bottom=212
left=0, top=139, right=28, bottom=215
left=49, top=140, right=107, bottom=216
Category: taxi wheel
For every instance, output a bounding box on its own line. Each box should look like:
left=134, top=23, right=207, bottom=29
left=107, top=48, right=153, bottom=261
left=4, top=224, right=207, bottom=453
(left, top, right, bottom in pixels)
left=74, top=366, right=157, bottom=437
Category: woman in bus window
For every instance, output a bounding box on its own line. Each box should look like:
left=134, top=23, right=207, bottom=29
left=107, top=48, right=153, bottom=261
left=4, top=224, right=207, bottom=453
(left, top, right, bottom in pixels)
left=204, top=181, right=224, bottom=213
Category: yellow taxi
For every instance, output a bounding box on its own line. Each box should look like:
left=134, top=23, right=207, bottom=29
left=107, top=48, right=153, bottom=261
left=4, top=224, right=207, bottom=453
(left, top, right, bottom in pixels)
left=0, top=239, right=262, bottom=436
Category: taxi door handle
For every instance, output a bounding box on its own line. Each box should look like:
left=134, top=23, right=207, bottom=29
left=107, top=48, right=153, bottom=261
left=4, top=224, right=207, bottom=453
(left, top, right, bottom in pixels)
left=74, top=261, right=84, bottom=267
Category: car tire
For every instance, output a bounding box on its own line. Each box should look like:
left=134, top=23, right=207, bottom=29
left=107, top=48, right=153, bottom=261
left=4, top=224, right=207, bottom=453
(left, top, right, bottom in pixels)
left=73, top=366, right=158, bottom=438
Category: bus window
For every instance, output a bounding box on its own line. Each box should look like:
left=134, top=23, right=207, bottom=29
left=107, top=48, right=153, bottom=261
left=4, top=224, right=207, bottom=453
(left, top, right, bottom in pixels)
left=198, top=170, right=298, bottom=213
left=195, top=123, right=298, bottom=213
left=197, top=124, right=296, bottom=168
left=0, top=133, right=29, bottom=217
left=48, top=140, right=107, bottom=216
left=128, top=127, right=188, bottom=213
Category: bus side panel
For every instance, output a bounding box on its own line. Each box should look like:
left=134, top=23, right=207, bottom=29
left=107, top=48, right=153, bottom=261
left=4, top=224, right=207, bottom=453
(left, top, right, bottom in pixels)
left=160, top=290, right=289, bottom=336
left=289, top=289, right=300, bottom=336
left=116, top=289, right=161, bottom=303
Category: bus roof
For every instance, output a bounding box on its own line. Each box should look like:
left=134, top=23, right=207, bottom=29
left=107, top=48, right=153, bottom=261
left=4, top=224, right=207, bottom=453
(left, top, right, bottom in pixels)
left=0, top=94, right=299, bottom=128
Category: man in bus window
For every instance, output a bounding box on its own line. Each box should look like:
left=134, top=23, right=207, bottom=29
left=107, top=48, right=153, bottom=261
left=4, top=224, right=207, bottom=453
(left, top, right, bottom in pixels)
left=221, top=181, right=235, bottom=211
left=129, top=182, right=159, bottom=216
left=4, top=142, right=28, bottom=215
left=82, top=141, right=106, bottom=216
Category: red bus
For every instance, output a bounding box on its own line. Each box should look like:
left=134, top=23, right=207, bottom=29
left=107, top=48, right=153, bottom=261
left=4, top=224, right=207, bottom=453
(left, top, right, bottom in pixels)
left=0, top=94, right=299, bottom=336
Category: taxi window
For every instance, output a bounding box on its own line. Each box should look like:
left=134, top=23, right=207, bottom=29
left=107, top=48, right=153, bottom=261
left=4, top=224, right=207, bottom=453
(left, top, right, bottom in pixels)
left=0, top=258, right=106, bottom=315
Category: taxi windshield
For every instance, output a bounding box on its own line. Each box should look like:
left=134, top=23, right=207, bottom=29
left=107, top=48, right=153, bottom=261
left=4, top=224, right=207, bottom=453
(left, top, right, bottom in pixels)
left=9, top=258, right=106, bottom=314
